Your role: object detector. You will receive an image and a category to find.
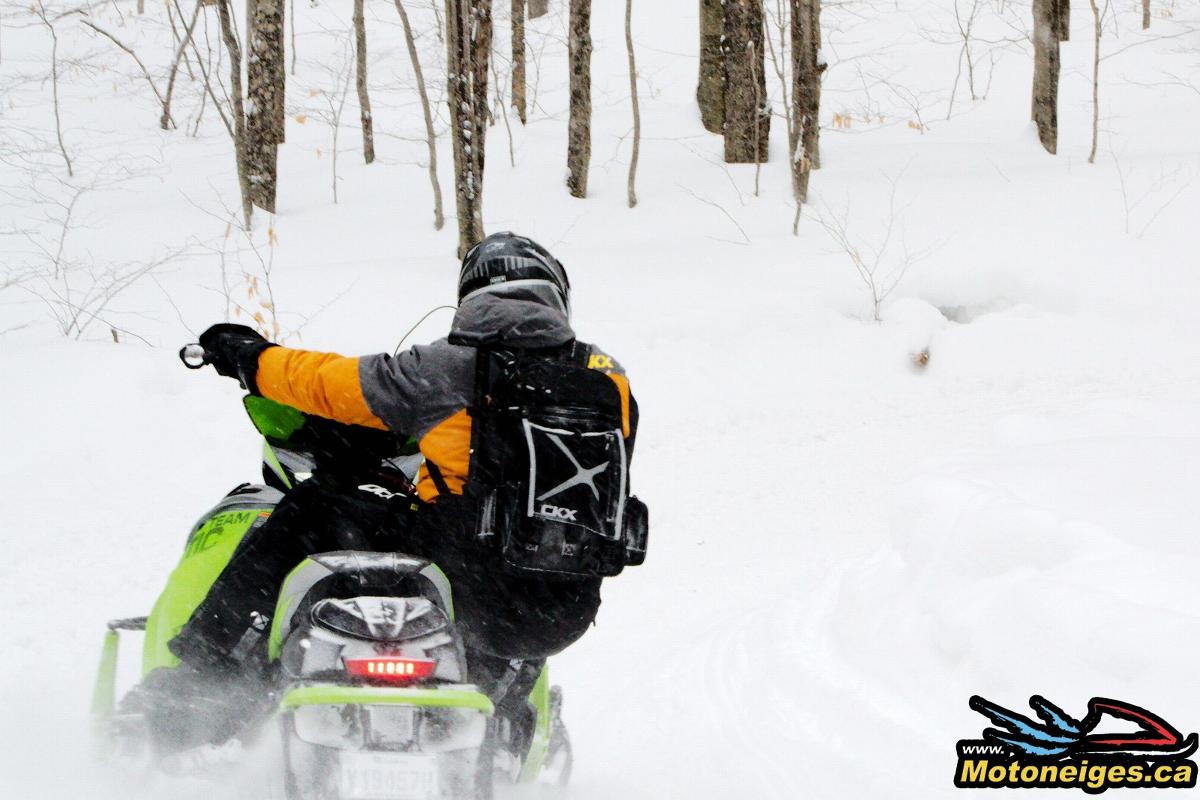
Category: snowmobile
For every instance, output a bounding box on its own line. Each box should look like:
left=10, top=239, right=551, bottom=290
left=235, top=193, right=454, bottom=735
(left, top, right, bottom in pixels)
left=90, top=344, right=571, bottom=799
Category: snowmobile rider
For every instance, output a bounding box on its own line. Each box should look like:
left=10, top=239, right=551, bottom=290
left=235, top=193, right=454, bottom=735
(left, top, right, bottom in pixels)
left=138, top=231, right=639, bottom=746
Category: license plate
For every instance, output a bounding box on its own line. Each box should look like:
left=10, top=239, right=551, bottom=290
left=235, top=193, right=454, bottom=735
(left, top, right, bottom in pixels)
left=338, top=752, right=439, bottom=800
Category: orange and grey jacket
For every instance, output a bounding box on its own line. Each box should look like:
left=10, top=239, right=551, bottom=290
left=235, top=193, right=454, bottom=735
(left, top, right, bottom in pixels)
left=253, top=290, right=636, bottom=503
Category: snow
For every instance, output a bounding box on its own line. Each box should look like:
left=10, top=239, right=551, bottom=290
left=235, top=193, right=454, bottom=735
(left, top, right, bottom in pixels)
left=2, top=0, right=1199, bottom=798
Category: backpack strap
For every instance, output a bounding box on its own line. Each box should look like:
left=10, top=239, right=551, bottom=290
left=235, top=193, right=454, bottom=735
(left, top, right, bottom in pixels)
left=424, top=460, right=453, bottom=498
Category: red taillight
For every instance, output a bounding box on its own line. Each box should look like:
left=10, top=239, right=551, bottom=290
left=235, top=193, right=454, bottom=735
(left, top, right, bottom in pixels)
left=344, top=657, right=437, bottom=682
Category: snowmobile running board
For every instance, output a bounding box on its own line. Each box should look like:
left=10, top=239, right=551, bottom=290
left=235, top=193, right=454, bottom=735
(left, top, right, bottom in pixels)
left=280, top=684, right=495, bottom=715
left=91, top=616, right=148, bottom=719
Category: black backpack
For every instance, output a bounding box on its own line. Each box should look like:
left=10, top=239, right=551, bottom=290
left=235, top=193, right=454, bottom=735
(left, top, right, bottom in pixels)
left=449, top=332, right=649, bottom=579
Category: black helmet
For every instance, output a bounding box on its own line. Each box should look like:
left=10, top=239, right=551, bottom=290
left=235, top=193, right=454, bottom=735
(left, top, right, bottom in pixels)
left=457, top=232, right=571, bottom=316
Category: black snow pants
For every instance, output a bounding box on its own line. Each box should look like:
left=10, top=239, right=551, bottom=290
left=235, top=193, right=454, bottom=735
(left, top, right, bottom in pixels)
left=170, top=474, right=602, bottom=684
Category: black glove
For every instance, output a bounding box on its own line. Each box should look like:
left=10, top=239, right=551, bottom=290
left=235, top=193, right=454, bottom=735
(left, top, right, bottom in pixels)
left=198, top=323, right=277, bottom=395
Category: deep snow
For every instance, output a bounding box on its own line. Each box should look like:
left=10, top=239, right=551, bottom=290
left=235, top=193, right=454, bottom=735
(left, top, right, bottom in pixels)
left=2, top=0, right=1199, bottom=797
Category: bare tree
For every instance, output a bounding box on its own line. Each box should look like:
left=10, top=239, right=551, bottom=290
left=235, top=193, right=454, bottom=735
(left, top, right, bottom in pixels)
left=32, top=0, right=72, bottom=177
left=512, top=0, right=527, bottom=123
left=5, top=176, right=185, bottom=340
left=79, top=19, right=176, bottom=129
left=790, top=0, right=822, bottom=228
left=1031, top=0, right=1063, bottom=154
left=697, top=0, right=725, bottom=133
left=724, top=0, right=770, bottom=164
left=625, top=0, right=640, bottom=208
left=214, top=0, right=255, bottom=225
left=312, top=44, right=354, bottom=204
left=529, top=0, right=549, bottom=19
left=446, top=0, right=493, bottom=256
left=1142, top=0, right=1150, bottom=29
left=353, top=0, right=375, bottom=164
left=944, top=0, right=984, bottom=118
left=815, top=175, right=935, bottom=323
left=1086, top=0, right=1108, bottom=164
left=161, top=3, right=203, bottom=131
left=394, top=0, right=444, bottom=229
left=290, top=0, right=298, bottom=75
left=246, top=0, right=287, bottom=212
left=566, top=0, right=592, bottom=197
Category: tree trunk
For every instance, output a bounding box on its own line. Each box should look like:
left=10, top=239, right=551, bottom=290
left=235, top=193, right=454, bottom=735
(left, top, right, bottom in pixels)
left=1142, top=0, right=1150, bottom=29
left=625, top=0, right=639, bottom=208
left=512, top=0, right=527, bottom=124
left=723, top=0, right=769, bottom=164
left=446, top=0, right=493, bottom=257
left=1087, top=0, right=1100, bottom=164
left=216, top=0, right=254, bottom=225
left=566, top=0, right=592, bottom=198
left=162, top=2, right=203, bottom=131
left=1054, top=0, right=1070, bottom=41
left=528, top=0, right=549, bottom=18
left=697, top=0, right=725, bottom=134
left=354, top=0, right=375, bottom=163
left=395, top=0, right=444, bottom=229
left=790, top=0, right=822, bottom=211
left=1031, top=0, right=1060, bottom=154
left=246, top=0, right=287, bottom=212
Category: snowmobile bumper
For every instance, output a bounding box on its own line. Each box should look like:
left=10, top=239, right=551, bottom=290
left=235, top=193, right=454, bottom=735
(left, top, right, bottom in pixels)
left=280, top=684, right=494, bottom=715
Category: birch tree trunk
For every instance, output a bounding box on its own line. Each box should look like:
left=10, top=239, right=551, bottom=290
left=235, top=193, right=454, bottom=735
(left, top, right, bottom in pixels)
left=246, top=0, right=287, bottom=212
left=566, top=0, right=592, bottom=198
left=354, top=0, right=375, bottom=163
left=512, top=0, right=527, bottom=124
left=723, top=0, right=769, bottom=164
left=1031, top=0, right=1061, bottom=154
left=697, top=0, right=725, bottom=134
left=790, top=0, right=822, bottom=216
left=446, top=0, right=493, bottom=257
left=529, top=0, right=549, bottom=18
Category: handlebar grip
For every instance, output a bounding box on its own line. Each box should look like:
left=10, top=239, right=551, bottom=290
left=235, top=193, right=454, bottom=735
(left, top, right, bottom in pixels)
left=179, top=344, right=208, bottom=369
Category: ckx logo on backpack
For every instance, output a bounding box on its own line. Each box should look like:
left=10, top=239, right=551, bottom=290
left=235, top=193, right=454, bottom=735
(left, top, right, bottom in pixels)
left=533, top=431, right=610, bottom=524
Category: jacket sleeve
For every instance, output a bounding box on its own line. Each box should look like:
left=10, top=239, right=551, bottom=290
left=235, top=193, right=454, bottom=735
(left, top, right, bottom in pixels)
left=254, top=347, right=389, bottom=430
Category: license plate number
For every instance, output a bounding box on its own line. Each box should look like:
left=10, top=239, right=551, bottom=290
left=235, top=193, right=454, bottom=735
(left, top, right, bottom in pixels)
left=339, top=752, right=439, bottom=800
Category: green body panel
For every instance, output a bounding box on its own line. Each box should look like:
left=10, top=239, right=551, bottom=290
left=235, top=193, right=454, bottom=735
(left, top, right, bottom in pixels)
left=244, top=395, right=307, bottom=442
left=141, top=506, right=271, bottom=675
left=281, top=684, right=494, bottom=715
left=420, top=562, right=455, bottom=621
left=91, top=630, right=120, bottom=717
left=268, top=558, right=319, bottom=661
left=517, top=664, right=552, bottom=783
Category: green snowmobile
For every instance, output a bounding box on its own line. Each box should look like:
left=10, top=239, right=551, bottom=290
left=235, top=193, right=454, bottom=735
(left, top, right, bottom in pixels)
left=91, top=345, right=570, bottom=799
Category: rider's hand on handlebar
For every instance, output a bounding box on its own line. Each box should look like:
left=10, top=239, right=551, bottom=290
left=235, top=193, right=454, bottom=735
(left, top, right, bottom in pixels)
left=198, top=323, right=278, bottom=393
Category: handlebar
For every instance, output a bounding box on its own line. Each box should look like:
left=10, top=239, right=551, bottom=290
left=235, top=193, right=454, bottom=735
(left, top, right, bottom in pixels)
left=179, top=343, right=208, bottom=369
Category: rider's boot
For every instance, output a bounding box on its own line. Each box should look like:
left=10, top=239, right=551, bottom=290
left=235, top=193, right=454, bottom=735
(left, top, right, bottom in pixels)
left=118, top=637, right=270, bottom=753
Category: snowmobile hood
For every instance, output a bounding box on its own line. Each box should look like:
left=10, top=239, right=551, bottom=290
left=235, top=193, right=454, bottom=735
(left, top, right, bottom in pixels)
left=451, top=288, right=575, bottom=350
